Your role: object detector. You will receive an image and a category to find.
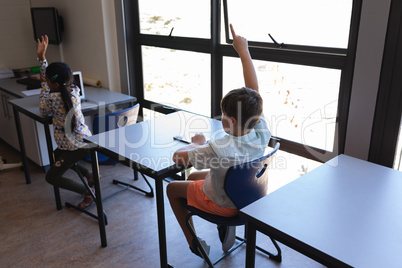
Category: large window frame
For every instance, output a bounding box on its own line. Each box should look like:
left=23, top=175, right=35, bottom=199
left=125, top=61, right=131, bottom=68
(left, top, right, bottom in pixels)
left=369, top=0, right=402, bottom=168
left=123, top=0, right=362, bottom=162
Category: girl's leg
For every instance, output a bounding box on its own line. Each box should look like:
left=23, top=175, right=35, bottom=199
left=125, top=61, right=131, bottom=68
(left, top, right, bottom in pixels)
left=166, top=181, right=194, bottom=246
left=75, top=163, right=93, bottom=186
left=45, top=149, right=89, bottom=195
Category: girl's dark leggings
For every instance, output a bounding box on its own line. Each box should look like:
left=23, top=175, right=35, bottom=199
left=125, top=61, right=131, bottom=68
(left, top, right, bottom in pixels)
left=45, top=148, right=90, bottom=195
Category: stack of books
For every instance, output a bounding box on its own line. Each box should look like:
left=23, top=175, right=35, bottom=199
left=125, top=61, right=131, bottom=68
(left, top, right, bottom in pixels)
left=0, top=69, right=14, bottom=79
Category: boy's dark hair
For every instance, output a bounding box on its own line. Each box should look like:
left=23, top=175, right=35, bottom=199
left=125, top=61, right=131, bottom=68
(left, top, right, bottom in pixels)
left=45, top=62, right=76, bottom=131
left=220, top=87, right=263, bottom=130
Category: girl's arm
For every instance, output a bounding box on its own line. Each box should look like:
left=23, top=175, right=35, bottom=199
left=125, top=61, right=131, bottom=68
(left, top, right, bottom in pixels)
left=36, top=35, right=48, bottom=82
left=39, top=85, right=51, bottom=116
left=37, top=35, right=51, bottom=116
left=230, top=24, right=258, bottom=92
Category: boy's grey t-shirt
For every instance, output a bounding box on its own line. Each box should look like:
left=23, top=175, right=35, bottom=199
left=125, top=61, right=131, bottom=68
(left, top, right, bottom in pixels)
left=187, top=115, right=271, bottom=209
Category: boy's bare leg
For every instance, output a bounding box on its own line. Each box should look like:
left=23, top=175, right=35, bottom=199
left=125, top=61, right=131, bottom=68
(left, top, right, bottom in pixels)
left=166, top=181, right=194, bottom=246
left=188, top=170, right=209, bottom=181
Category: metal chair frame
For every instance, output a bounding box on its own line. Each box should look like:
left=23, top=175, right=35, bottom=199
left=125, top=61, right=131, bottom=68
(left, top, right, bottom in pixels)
left=183, top=143, right=282, bottom=267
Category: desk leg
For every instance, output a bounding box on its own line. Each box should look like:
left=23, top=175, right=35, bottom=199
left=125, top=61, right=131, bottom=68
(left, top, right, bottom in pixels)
left=12, top=107, right=30, bottom=184
left=155, top=177, right=168, bottom=268
left=245, top=222, right=257, bottom=268
left=91, top=149, right=107, bottom=247
left=43, top=122, right=62, bottom=210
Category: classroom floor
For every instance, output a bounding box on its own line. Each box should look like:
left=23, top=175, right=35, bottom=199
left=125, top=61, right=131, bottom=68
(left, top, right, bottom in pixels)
left=0, top=140, right=324, bottom=268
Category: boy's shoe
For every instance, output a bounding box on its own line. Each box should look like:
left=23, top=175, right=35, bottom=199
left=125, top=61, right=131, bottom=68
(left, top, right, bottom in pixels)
left=190, top=237, right=210, bottom=259
left=77, top=189, right=95, bottom=209
left=218, top=225, right=236, bottom=252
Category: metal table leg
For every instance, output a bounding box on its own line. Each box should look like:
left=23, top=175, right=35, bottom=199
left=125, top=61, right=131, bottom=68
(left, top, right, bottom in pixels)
left=155, top=176, right=168, bottom=268
left=12, top=107, right=30, bottom=184
left=245, top=222, right=257, bottom=268
left=43, top=122, right=62, bottom=210
left=91, top=149, right=107, bottom=247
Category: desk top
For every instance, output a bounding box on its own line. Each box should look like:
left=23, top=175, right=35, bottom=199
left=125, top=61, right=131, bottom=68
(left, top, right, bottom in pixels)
left=8, top=87, right=136, bottom=122
left=0, top=77, right=30, bottom=98
left=85, top=111, right=224, bottom=178
left=240, top=154, right=402, bottom=267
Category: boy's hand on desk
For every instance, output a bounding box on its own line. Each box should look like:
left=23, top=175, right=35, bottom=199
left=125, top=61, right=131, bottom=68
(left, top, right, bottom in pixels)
left=191, top=133, right=206, bottom=145
left=37, top=35, right=48, bottom=61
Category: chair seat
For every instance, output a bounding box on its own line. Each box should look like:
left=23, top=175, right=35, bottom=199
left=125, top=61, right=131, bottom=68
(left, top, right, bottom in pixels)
left=181, top=198, right=245, bottom=226
left=179, top=143, right=282, bottom=267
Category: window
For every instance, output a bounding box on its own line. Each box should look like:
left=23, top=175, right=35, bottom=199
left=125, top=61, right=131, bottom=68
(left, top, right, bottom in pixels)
left=142, top=46, right=211, bottom=116
left=139, top=0, right=210, bottom=38
left=124, top=0, right=361, bottom=163
left=223, top=0, right=353, bottom=49
left=223, top=57, right=341, bottom=151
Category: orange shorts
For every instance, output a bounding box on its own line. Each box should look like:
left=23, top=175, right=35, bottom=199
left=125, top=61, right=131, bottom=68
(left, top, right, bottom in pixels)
left=187, top=180, right=238, bottom=217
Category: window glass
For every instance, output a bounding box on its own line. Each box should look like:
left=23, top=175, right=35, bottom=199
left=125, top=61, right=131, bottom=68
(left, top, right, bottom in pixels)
left=142, top=108, right=164, bottom=122
left=223, top=57, right=341, bottom=151
left=142, top=46, right=211, bottom=117
left=139, top=0, right=210, bottom=38
left=224, top=0, right=353, bottom=48
left=268, top=150, right=322, bottom=193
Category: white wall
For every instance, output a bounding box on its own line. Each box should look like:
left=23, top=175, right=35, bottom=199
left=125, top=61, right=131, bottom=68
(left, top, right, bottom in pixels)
left=0, top=0, right=121, bottom=92
left=344, top=0, right=391, bottom=160
left=0, top=0, right=40, bottom=70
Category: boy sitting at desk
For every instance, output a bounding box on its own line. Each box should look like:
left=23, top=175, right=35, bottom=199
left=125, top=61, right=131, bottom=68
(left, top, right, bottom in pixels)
left=167, top=24, right=271, bottom=257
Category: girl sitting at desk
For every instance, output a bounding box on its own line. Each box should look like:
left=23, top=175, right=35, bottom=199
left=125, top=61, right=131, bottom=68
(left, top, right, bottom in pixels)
left=37, top=35, right=94, bottom=209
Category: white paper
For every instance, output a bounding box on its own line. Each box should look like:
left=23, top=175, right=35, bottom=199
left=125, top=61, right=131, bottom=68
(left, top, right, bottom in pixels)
left=0, top=69, right=14, bottom=79
left=22, top=88, right=41, bottom=96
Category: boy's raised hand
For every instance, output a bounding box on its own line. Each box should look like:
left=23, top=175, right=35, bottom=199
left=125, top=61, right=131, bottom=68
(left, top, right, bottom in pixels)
left=37, top=35, right=48, bottom=61
left=230, top=24, right=249, bottom=56
left=230, top=24, right=258, bottom=91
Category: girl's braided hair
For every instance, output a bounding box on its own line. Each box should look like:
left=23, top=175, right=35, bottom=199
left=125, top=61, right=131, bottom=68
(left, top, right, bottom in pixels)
left=45, top=62, right=77, bottom=131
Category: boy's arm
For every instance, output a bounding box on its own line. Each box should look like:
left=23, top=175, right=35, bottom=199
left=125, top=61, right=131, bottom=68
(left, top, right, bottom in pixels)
left=230, top=24, right=258, bottom=92
left=172, top=134, right=206, bottom=166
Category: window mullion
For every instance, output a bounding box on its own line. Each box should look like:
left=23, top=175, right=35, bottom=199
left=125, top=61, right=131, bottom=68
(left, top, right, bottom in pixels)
left=139, top=35, right=211, bottom=53
left=211, top=0, right=222, bottom=118
left=220, top=45, right=347, bottom=69
left=124, top=0, right=144, bottom=103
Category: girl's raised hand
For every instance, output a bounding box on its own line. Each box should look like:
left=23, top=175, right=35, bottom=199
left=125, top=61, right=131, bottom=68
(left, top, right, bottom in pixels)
left=37, top=35, right=49, bottom=61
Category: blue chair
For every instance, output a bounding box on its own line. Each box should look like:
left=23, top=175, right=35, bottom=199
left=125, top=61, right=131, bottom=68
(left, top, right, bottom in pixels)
left=91, top=103, right=139, bottom=165
left=182, top=142, right=281, bottom=267
left=92, top=103, right=154, bottom=197
left=66, top=104, right=153, bottom=218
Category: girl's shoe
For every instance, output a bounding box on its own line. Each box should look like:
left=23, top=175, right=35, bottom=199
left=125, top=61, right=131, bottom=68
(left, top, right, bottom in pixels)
left=77, top=189, right=95, bottom=209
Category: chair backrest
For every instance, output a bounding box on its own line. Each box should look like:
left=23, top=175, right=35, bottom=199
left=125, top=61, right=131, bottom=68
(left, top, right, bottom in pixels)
left=93, top=103, right=140, bottom=134
left=224, top=142, right=280, bottom=210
